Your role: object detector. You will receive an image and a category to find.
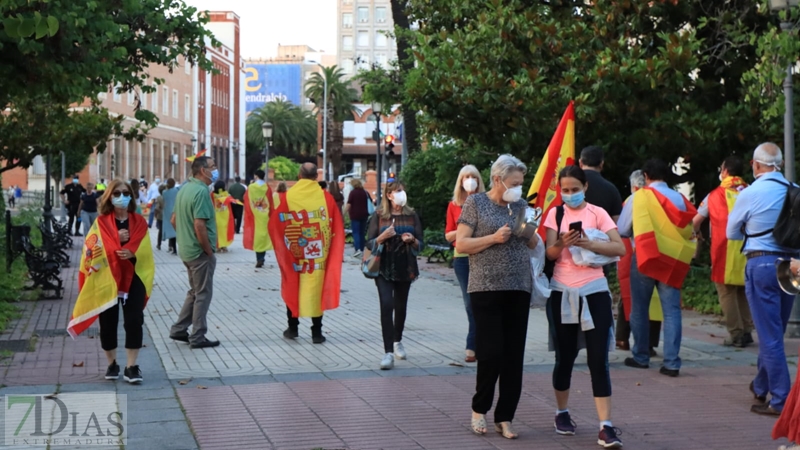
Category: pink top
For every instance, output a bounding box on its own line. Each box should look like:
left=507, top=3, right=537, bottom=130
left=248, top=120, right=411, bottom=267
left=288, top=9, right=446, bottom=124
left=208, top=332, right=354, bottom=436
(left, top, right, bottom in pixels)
left=543, top=203, right=617, bottom=288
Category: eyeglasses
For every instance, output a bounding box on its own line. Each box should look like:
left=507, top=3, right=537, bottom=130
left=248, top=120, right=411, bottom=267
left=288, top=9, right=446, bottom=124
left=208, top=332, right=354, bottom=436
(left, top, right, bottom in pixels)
left=111, top=190, right=131, bottom=197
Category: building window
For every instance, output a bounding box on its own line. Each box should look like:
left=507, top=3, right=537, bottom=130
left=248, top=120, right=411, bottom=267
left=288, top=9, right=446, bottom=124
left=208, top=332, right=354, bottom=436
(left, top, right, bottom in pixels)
left=342, top=58, right=354, bottom=74
left=141, top=88, right=147, bottom=109
left=376, top=7, right=387, bottom=23
left=357, top=55, right=370, bottom=70
left=162, top=86, right=169, bottom=115
left=357, top=7, right=368, bottom=23
left=185, top=59, right=192, bottom=75
left=127, top=90, right=134, bottom=106
left=376, top=53, right=388, bottom=69
left=342, top=35, right=353, bottom=51
left=357, top=31, right=369, bottom=47
left=185, top=94, right=191, bottom=122
left=342, top=13, right=352, bottom=28
left=375, top=31, right=387, bottom=47
left=113, top=84, right=121, bottom=103
left=172, top=90, right=179, bottom=118
left=343, top=0, right=352, bottom=4
left=152, top=84, right=159, bottom=111
left=98, top=87, right=107, bottom=101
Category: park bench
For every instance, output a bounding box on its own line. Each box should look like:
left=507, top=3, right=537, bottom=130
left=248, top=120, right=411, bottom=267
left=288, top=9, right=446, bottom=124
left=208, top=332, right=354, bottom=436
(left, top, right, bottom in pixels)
left=39, top=221, right=70, bottom=267
left=426, top=233, right=452, bottom=266
left=20, top=237, right=63, bottom=299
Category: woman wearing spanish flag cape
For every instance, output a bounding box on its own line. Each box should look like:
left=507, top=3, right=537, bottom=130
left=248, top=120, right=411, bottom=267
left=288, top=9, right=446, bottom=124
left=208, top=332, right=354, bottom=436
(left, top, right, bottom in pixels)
left=67, top=179, right=155, bottom=384
left=244, top=169, right=273, bottom=268
left=212, top=180, right=237, bottom=252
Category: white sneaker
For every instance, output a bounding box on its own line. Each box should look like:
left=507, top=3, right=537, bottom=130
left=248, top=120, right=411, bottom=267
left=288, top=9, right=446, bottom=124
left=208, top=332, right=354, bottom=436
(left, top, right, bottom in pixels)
left=393, top=341, right=407, bottom=360
left=380, top=353, right=394, bottom=370
left=353, top=250, right=362, bottom=258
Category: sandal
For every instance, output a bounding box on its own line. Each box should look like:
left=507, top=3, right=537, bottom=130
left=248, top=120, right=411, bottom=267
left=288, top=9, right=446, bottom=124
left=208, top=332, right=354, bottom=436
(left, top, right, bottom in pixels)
left=494, top=421, right=518, bottom=439
left=471, top=414, right=487, bottom=435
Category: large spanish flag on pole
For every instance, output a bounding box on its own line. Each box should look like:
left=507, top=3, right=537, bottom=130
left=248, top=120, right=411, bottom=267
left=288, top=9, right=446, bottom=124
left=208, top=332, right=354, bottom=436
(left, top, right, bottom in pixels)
left=212, top=190, right=237, bottom=249
left=527, top=101, right=576, bottom=237
left=632, top=187, right=697, bottom=289
left=185, top=148, right=207, bottom=163
left=68, top=213, right=155, bottom=338
left=706, top=177, right=747, bottom=285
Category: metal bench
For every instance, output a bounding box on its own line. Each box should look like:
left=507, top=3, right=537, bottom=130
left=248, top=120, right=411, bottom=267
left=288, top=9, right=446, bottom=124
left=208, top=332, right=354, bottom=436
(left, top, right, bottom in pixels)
left=20, top=237, right=63, bottom=299
left=426, top=233, right=452, bottom=265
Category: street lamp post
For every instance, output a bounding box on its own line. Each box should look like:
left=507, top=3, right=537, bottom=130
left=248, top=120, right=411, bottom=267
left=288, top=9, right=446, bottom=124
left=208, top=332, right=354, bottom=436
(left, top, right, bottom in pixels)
left=372, top=102, right=383, bottom=204
left=262, top=122, right=273, bottom=180
left=770, top=0, right=800, bottom=337
left=42, top=150, right=54, bottom=231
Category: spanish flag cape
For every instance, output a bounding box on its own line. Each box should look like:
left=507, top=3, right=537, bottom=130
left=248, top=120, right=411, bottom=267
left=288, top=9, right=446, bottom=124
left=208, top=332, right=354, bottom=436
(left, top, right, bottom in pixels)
left=268, top=179, right=344, bottom=318
left=243, top=182, right=274, bottom=252
left=707, top=176, right=747, bottom=285
left=67, top=213, right=155, bottom=338
left=212, top=190, right=237, bottom=248
left=618, top=195, right=663, bottom=321
left=774, top=364, right=800, bottom=442
left=632, top=187, right=697, bottom=289
left=528, top=101, right=575, bottom=239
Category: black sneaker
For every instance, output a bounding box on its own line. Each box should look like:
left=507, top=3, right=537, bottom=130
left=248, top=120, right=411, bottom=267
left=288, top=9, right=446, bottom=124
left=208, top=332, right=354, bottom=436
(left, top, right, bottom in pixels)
left=624, top=357, right=649, bottom=369
left=742, top=332, right=754, bottom=346
left=750, top=381, right=767, bottom=404
left=312, top=335, right=326, bottom=344
left=554, top=411, right=576, bottom=435
left=105, top=360, right=120, bottom=380
left=283, top=327, right=298, bottom=340
left=123, top=365, right=143, bottom=384
left=659, top=366, right=679, bottom=377
left=598, top=425, right=623, bottom=448
left=255, top=261, right=264, bottom=268
left=751, top=403, right=780, bottom=416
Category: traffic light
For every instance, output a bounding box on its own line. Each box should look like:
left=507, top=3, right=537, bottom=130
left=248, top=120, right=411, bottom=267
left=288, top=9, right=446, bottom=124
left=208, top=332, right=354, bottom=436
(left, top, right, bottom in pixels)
left=384, top=135, right=395, bottom=157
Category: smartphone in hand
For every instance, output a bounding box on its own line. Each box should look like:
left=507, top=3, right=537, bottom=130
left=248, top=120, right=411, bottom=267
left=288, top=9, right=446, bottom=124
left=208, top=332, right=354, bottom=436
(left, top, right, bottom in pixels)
left=568, top=221, right=583, bottom=238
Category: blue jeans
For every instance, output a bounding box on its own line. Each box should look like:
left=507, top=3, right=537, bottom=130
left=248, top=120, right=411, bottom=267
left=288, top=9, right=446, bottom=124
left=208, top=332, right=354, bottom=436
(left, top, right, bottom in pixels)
left=351, top=218, right=367, bottom=252
left=148, top=206, right=155, bottom=227
left=745, top=255, right=795, bottom=411
left=453, top=257, right=476, bottom=352
left=629, top=254, right=683, bottom=370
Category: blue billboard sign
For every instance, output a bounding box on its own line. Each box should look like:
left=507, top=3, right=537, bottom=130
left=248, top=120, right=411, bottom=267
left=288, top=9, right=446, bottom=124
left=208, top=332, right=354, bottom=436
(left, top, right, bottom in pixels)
left=244, top=64, right=302, bottom=112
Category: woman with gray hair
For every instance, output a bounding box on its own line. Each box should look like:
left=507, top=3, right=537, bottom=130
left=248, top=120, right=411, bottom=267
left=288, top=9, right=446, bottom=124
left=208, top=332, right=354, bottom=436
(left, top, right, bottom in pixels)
left=456, top=154, right=539, bottom=439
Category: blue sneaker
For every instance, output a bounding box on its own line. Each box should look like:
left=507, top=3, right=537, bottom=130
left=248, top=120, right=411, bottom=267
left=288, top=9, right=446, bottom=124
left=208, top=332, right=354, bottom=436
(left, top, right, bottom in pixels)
left=554, top=411, right=576, bottom=435
left=598, top=425, right=623, bottom=448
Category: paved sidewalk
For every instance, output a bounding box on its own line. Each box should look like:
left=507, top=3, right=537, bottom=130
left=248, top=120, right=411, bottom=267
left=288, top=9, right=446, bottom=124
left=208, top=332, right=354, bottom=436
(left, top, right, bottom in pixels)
left=0, top=230, right=796, bottom=449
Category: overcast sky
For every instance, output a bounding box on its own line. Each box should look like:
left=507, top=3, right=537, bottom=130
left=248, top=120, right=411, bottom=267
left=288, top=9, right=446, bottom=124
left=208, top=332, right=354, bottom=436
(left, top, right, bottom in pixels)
left=185, top=0, right=337, bottom=59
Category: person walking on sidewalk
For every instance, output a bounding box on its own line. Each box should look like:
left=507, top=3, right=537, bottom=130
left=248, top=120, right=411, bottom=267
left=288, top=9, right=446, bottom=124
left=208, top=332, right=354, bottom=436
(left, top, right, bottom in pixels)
left=455, top=155, right=539, bottom=440
left=169, top=157, right=220, bottom=349
left=544, top=165, right=626, bottom=448
left=212, top=180, right=236, bottom=252
left=162, top=179, right=178, bottom=254
left=269, top=163, right=344, bottom=344
left=344, top=178, right=371, bottom=258
left=244, top=169, right=273, bottom=268
left=693, top=156, right=753, bottom=348
left=67, top=179, right=155, bottom=384
left=727, top=143, right=799, bottom=416
left=61, top=174, right=86, bottom=236
left=78, top=183, right=99, bottom=237
left=445, top=164, right=485, bottom=363
left=618, top=158, right=697, bottom=378
left=154, top=185, right=166, bottom=250
left=228, top=176, right=246, bottom=234
left=366, top=177, right=423, bottom=370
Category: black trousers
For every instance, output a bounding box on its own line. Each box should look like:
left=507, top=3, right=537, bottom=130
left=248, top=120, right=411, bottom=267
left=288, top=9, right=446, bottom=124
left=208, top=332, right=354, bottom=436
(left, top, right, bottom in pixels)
left=98, top=275, right=145, bottom=351
left=471, top=290, right=530, bottom=423
left=375, top=276, right=412, bottom=353
left=286, top=307, right=323, bottom=336
left=547, top=291, right=613, bottom=398
left=231, top=203, right=244, bottom=234
left=156, top=219, right=163, bottom=248
left=67, top=205, right=80, bottom=234
left=615, top=300, right=661, bottom=348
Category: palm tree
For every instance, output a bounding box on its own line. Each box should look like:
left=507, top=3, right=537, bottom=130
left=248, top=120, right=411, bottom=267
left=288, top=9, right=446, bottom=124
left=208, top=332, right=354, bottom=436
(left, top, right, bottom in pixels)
left=246, top=99, right=317, bottom=158
left=304, top=66, right=359, bottom=178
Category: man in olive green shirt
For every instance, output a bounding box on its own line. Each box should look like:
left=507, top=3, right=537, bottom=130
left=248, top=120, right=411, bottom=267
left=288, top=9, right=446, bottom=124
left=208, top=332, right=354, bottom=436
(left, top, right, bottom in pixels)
left=169, top=156, right=220, bottom=349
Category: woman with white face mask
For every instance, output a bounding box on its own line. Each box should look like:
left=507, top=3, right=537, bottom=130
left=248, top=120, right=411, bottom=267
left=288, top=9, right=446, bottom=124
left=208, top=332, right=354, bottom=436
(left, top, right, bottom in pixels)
left=446, top=165, right=486, bottom=363
left=455, top=154, right=539, bottom=439
left=365, top=179, right=423, bottom=371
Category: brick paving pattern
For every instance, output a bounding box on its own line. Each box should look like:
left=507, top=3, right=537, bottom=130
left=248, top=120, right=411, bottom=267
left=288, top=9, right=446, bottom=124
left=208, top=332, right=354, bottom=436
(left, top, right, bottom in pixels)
left=0, top=230, right=795, bottom=449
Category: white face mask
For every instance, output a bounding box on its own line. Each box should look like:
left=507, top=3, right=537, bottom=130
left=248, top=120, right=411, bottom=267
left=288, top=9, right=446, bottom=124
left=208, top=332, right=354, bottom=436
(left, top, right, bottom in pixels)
left=462, top=178, right=478, bottom=193
left=392, top=191, right=407, bottom=207
left=501, top=182, right=523, bottom=203
left=255, top=179, right=266, bottom=185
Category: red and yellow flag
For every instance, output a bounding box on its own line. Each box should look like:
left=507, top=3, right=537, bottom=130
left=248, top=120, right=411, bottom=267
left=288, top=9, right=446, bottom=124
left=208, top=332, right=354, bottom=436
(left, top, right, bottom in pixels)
left=243, top=182, right=273, bottom=252
left=632, top=187, right=697, bottom=289
left=618, top=196, right=663, bottom=321
left=68, top=213, right=155, bottom=338
left=527, top=101, right=575, bottom=237
left=707, top=176, right=747, bottom=285
left=185, top=149, right=207, bottom=163
left=268, top=179, right=344, bottom=318
left=212, top=190, right=236, bottom=249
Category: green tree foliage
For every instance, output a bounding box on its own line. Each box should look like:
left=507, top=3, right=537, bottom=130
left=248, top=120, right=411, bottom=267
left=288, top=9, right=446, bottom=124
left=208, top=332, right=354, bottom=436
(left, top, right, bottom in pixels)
left=304, top=66, right=359, bottom=178
left=268, top=156, right=302, bottom=182
left=403, top=0, right=792, bottom=202
left=246, top=99, right=318, bottom=158
left=0, top=0, right=218, bottom=174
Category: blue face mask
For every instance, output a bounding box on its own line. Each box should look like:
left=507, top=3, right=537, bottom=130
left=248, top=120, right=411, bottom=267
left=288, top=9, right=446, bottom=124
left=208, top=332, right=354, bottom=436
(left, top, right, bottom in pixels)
left=209, top=169, right=219, bottom=183
left=72, top=179, right=79, bottom=184
left=112, top=195, right=131, bottom=208
left=562, top=191, right=585, bottom=209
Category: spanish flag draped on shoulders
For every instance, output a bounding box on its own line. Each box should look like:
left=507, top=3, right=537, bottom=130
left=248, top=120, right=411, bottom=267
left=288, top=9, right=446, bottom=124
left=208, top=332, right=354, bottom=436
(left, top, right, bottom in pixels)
left=212, top=189, right=239, bottom=249
left=706, top=176, right=748, bottom=285
left=268, top=179, right=344, bottom=318
left=632, top=187, right=697, bottom=288
left=618, top=194, right=663, bottom=322
left=243, top=182, right=274, bottom=252
left=67, top=213, right=155, bottom=338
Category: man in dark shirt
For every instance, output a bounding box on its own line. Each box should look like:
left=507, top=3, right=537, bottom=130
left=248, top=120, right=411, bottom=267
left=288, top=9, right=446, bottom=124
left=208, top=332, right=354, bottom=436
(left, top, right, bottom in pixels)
left=228, top=176, right=246, bottom=234
left=579, top=145, right=623, bottom=222
left=78, top=183, right=99, bottom=236
left=60, top=174, right=86, bottom=236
